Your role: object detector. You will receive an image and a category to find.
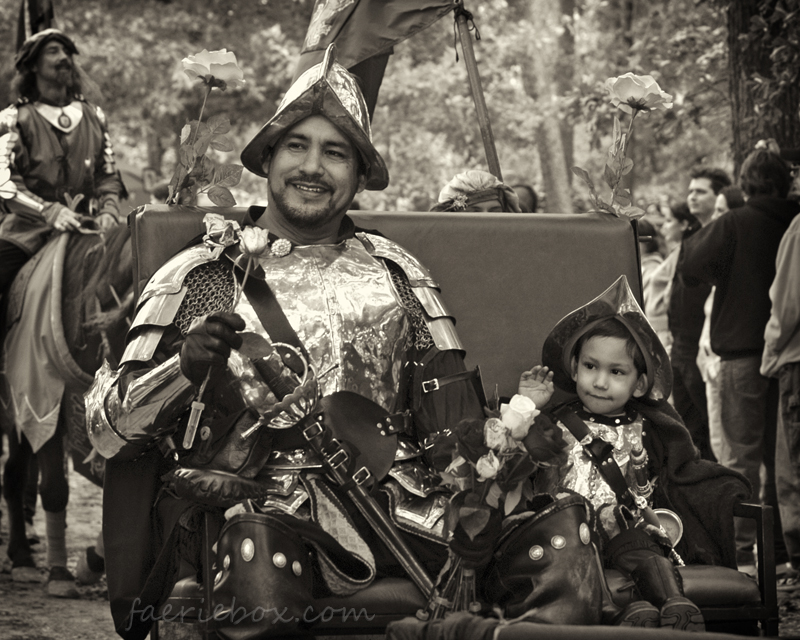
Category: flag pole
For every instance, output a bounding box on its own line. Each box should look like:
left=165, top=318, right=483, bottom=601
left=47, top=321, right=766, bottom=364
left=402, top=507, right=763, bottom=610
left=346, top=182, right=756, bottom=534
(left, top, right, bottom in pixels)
left=454, top=2, right=503, bottom=182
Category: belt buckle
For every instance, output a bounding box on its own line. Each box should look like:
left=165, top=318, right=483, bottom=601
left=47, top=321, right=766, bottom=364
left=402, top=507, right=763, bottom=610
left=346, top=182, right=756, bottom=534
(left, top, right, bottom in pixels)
left=422, top=379, right=440, bottom=393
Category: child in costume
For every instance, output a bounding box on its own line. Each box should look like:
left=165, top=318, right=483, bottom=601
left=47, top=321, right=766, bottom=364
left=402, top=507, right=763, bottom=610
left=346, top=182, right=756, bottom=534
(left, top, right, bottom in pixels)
left=518, top=275, right=749, bottom=630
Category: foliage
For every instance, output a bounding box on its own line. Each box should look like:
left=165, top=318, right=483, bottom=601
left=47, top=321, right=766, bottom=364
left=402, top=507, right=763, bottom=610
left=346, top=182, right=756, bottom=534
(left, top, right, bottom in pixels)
left=1, top=0, right=788, bottom=213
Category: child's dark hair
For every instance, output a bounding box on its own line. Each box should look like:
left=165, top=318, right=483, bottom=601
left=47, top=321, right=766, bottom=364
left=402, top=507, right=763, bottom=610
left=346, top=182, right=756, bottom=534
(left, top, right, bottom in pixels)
left=573, top=317, right=647, bottom=376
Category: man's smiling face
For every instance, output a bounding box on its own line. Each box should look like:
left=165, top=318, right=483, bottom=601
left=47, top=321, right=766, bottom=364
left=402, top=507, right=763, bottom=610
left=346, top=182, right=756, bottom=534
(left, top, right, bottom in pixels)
left=265, top=115, right=365, bottom=234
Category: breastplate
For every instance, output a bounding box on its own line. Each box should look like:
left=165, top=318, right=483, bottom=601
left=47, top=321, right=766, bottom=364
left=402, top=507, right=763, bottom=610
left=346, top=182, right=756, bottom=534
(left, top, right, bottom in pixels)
left=234, top=237, right=409, bottom=412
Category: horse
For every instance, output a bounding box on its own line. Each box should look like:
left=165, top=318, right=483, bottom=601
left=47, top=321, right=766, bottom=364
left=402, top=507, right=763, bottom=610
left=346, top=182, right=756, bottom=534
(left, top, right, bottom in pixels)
left=0, top=220, right=134, bottom=592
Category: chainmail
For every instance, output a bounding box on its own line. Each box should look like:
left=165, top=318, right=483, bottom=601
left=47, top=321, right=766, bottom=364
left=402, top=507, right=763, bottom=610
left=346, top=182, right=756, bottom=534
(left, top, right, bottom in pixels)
left=174, top=261, right=236, bottom=336
left=388, top=263, right=434, bottom=350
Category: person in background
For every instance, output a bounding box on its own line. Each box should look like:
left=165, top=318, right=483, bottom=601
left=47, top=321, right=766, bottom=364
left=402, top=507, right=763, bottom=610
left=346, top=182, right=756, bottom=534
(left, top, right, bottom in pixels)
left=511, top=182, right=539, bottom=213
left=697, top=185, right=746, bottom=463
left=668, top=167, right=731, bottom=463
left=431, top=170, right=521, bottom=213
left=642, top=203, right=698, bottom=357
left=679, top=151, right=799, bottom=571
left=762, top=186, right=800, bottom=592
left=0, top=27, right=126, bottom=600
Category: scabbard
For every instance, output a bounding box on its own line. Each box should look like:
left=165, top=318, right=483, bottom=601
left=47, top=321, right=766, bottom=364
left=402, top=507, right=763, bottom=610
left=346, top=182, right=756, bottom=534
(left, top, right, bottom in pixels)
left=301, top=417, right=434, bottom=598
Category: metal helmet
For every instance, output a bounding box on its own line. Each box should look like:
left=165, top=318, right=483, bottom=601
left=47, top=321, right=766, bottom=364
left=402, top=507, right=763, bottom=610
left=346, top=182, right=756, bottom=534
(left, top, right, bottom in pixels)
left=15, top=28, right=79, bottom=71
left=241, top=44, right=389, bottom=191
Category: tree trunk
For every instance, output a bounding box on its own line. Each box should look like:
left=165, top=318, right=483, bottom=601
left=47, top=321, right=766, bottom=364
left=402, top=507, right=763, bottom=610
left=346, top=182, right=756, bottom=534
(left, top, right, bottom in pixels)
left=728, top=0, right=800, bottom=175
left=524, top=0, right=573, bottom=214
left=557, top=0, right=576, bottom=178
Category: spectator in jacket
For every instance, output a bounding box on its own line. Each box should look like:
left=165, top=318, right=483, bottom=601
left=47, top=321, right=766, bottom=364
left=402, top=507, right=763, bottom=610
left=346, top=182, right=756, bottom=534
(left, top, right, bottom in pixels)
left=679, top=151, right=799, bottom=569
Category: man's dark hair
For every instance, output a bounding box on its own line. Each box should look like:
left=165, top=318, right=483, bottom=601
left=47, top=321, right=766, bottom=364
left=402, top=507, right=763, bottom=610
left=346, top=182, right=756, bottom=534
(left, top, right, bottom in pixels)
left=719, top=185, right=746, bottom=211
left=573, top=317, right=646, bottom=377
left=739, top=150, right=793, bottom=199
left=689, top=166, right=732, bottom=195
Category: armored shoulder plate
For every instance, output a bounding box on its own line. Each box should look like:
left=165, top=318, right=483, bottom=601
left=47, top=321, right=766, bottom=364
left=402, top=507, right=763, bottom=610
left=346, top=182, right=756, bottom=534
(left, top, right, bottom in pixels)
left=122, top=244, right=218, bottom=365
left=357, top=232, right=462, bottom=352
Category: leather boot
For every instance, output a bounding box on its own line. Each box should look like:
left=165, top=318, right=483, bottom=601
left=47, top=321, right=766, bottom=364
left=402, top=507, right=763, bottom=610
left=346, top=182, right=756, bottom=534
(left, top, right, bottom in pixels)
left=483, top=494, right=604, bottom=624
left=630, top=554, right=705, bottom=632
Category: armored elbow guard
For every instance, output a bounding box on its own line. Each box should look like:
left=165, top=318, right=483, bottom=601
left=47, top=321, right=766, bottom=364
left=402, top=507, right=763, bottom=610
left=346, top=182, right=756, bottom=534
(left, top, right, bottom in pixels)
left=86, top=355, right=194, bottom=461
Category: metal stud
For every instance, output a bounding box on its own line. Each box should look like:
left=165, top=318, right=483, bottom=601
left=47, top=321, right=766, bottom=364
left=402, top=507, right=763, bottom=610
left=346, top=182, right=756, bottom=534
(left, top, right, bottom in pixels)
left=579, top=523, right=591, bottom=545
left=551, top=535, right=566, bottom=549
left=292, top=561, right=303, bottom=576
left=529, top=545, right=544, bottom=561
left=200, top=426, right=212, bottom=441
left=241, top=538, right=255, bottom=562
left=273, top=552, right=287, bottom=568
left=214, top=571, right=223, bottom=585
left=223, top=554, right=231, bottom=570
left=376, top=422, right=383, bottom=429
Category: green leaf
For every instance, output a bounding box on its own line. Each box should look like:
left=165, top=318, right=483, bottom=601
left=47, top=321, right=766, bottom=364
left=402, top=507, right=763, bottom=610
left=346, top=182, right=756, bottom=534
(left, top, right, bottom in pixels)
left=460, top=506, right=491, bottom=541
left=504, top=481, right=524, bottom=515
left=215, top=163, right=243, bottom=188
left=179, top=145, right=195, bottom=168
left=210, top=134, right=235, bottom=153
left=612, top=116, right=621, bottom=148
left=208, top=185, right=236, bottom=207
left=621, top=158, right=634, bottom=176
left=485, top=481, right=501, bottom=508
left=603, top=162, right=618, bottom=189
left=614, top=192, right=631, bottom=207
left=179, top=124, right=192, bottom=145
left=207, top=114, right=231, bottom=135
left=571, top=166, right=595, bottom=191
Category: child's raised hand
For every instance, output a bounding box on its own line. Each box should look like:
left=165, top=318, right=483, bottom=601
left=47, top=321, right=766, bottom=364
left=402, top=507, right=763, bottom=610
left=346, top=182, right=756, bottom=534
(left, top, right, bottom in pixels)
left=518, top=365, right=554, bottom=408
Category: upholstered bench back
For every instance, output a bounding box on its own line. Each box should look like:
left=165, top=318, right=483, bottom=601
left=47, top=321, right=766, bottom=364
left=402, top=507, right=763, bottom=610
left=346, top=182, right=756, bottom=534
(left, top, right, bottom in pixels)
left=129, top=206, right=641, bottom=398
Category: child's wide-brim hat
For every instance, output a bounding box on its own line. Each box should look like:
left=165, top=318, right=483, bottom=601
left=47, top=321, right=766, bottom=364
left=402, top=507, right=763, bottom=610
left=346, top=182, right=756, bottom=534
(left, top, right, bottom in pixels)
left=541, top=275, right=672, bottom=402
left=240, top=44, right=388, bottom=191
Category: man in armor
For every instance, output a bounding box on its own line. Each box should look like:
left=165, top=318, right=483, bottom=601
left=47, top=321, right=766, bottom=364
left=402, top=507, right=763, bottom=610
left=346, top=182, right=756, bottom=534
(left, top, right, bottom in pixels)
left=86, top=45, right=483, bottom=640
left=0, top=28, right=126, bottom=294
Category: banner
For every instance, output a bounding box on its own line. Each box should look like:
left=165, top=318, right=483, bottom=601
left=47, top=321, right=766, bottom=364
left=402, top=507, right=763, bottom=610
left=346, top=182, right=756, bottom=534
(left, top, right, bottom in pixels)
left=294, top=0, right=457, bottom=117
left=16, top=0, right=56, bottom=51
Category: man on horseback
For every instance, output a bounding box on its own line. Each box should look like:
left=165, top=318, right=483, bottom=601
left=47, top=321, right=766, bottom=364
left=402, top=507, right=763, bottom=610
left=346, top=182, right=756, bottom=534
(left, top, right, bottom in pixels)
left=0, top=28, right=126, bottom=598
left=87, top=45, right=484, bottom=639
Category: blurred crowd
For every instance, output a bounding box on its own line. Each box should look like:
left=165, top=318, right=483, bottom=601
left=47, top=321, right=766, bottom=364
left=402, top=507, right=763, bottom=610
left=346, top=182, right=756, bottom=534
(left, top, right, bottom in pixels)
left=636, top=146, right=800, bottom=593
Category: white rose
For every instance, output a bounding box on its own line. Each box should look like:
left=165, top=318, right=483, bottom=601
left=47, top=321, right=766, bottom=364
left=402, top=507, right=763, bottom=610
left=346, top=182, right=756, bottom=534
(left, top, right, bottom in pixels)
left=476, top=451, right=501, bottom=481
left=183, top=49, right=246, bottom=89
left=239, top=226, right=271, bottom=258
left=501, top=394, right=540, bottom=440
left=605, top=73, right=673, bottom=115
left=484, top=417, right=512, bottom=452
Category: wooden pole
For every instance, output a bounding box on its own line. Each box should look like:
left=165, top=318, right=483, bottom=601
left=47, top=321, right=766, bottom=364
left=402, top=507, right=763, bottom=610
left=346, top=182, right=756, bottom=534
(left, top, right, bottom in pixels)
left=455, top=3, right=503, bottom=182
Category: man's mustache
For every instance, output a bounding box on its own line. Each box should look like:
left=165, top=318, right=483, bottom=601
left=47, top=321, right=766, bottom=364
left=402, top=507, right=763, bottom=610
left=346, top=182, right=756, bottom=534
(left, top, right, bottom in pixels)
left=56, top=61, right=72, bottom=71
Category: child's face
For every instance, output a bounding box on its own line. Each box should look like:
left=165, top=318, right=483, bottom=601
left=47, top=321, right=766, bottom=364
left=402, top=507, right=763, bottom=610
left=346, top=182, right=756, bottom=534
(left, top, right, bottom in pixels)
left=571, top=335, right=647, bottom=416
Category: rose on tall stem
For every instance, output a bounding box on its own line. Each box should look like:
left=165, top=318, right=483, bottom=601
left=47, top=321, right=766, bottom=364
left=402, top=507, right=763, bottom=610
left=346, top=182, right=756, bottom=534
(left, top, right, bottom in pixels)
left=572, top=73, right=673, bottom=220
left=167, top=49, right=246, bottom=207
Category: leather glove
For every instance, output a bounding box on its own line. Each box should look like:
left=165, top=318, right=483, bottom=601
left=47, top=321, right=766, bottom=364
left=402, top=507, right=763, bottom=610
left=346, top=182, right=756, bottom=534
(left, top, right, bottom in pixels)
left=180, top=312, right=246, bottom=386
left=449, top=508, right=503, bottom=569
left=42, top=202, right=81, bottom=231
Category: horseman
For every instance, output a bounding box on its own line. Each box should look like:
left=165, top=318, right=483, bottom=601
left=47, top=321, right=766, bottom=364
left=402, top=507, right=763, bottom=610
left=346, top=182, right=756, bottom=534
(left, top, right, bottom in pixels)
left=0, top=28, right=126, bottom=597
left=87, top=45, right=484, bottom=640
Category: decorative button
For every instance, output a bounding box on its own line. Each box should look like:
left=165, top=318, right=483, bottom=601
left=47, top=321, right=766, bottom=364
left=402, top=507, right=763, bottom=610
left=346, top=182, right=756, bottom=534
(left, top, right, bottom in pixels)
left=529, top=545, right=544, bottom=561
left=241, top=538, right=255, bottom=562
left=376, top=422, right=383, bottom=429
left=579, top=523, right=591, bottom=545
left=273, top=553, right=287, bottom=568
left=214, top=571, right=223, bottom=585
left=223, top=554, right=231, bottom=570
left=292, top=561, right=303, bottom=576
left=551, top=535, right=566, bottom=549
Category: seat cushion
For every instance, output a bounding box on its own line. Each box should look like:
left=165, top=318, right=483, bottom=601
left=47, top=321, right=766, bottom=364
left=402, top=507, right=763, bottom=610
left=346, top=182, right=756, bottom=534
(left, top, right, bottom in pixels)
left=605, top=565, right=761, bottom=608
